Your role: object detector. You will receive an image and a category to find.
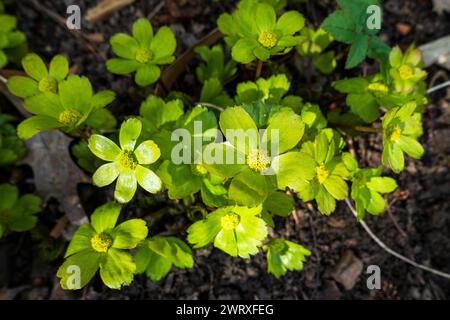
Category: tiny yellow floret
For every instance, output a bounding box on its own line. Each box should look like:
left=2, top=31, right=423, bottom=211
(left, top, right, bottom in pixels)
left=389, top=124, right=402, bottom=142
left=117, top=150, right=138, bottom=171
left=221, top=214, right=239, bottom=230
left=91, top=233, right=113, bottom=253
left=38, top=77, right=58, bottom=93
left=135, top=48, right=152, bottom=64
left=247, top=149, right=271, bottom=172
left=58, top=109, right=82, bottom=126
left=258, top=31, right=277, bottom=49
left=399, top=65, right=413, bottom=80
left=316, top=163, right=329, bottom=184
left=192, top=164, right=208, bottom=176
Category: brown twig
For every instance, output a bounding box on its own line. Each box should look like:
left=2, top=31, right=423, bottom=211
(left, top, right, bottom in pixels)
left=255, top=59, right=263, bottom=80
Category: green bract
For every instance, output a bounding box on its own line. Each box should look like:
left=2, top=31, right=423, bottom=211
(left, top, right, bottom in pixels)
left=89, top=118, right=162, bottom=203
left=187, top=205, right=268, bottom=258
left=0, top=113, right=26, bottom=166
left=296, top=27, right=336, bottom=74
left=204, top=106, right=305, bottom=207
left=218, top=0, right=305, bottom=63
left=343, top=153, right=397, bottom=219
left=389, top=45, right=427, bottom=94
left=106, top=18, right=176, bottom=86
left=195, top=44, right=237, bottom=84
left=381, top=102, right=424, bottom=173
left=0, top=184, right=41, bottom=238
left=296, top=129, right=349, bottom=215
left=7, top=53, right=69, bottom=99
left=264, top=238, right=311, bottom=278
left=16, top=74, right=116, bottom=139
left=135, top=236, right=193, bottom=282
left=0, top=13, right=27, bottom=68
left=57, top=202, right=148, bottom=289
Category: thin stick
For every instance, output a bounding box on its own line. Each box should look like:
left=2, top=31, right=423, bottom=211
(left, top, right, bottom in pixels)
left=345, top=198, right=450, bottom=280
left=196, top=102, right=225, bottom=112
left=427, top=80, right=450, bottom=94
left=0, top=75, right=7, bottom=84
left=255, top=60, right=263, bottom=80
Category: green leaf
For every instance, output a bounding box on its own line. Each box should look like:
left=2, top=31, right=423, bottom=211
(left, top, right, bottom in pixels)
left=22, top=53, right=47, bottom=81
left=88, top=134, right=121, bottom=161
left=17, top=115, right=63, bottom=139
left=135, top=243, right=172, bottom=281
left=262, top=109, right=304, bottom=154
left=100, top=248, right=135, bottom=289
left=112, top=219, right=148, bottom=249
left=332, top=77, right=368, bottom=93
left=388, top=143, right=404, bottom=173
left=323, top=175, right=348, bottom=200
left=135, top=165, right=162, bottom=194
left=119, top=118, right=142, bottom=150
left=91, top=90, right=116, bottom=109
left=397, top=135, right=424, bottom=159
left=110, top=33, right=138, bottom=59
left=135, top=64, right=160, bottom=86
left=115, top=172, right=137, bottom=203
left=219, top=107, right=258, bottom=154
left=232, top=38, right=258, bottom=64
left=187, top=210, right=223, bottom=248
left=346, top=34, right=368, bottom=69
left=366, top=177, right=397, bottom=193
left=58, top=76, right=93, bottom=113
left=85, top=108, right=117, bottom=130
left=0, top=184, right=18, bottom=210
left=321, top=11, right=357, bottom=44
left=276, top=11, right=305, bottom=35
left=366, top=190, right=385, bottom=214
left=255, top=3, right=276, bottom=32
left=91, top=202, right=122, bottom=233
left=347, top=93, right=379, bottom=123
left=316, top=185, right=336, bottom=215
left=229, top=168, right=270, bottom=206
left=132, top=18, right=153, bottom=47
left=272, top=152, right=315, bottom=191
left=264, top=192, right=294, bottom=217
left=266, top=239, right=311, bottom=278
left=151, top=26, right=176, bottom=60
left=65, top=224, right=96, bottom=257
left=106, top=58, right=140, bottom=74
left=57, top=249, right=101, bottom=290
left=49, top=55, right=69, bottom=81
left=7, top=76, right=38, bottom=98
left=202, top=143, right=246, bottom=178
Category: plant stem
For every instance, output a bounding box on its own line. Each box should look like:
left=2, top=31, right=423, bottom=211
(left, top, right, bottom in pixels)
left=353, top=126, right=383, bottom=133
left=255, top=59, right=263, bottom=80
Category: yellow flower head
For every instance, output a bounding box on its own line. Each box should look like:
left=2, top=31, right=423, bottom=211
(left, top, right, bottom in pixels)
left=117, top=149, right=138, bottom=171
left=247, top=148, right=271, bottom=172
left=389, top=124, right=402, bottom=142
left=258, top=31, right=277, bottom=49
left=135, top=48, right=152, bottom=64
left=38, top=77, right=58, bottom=93
left=221, top=214, right=240, bottom=230
left=58, top=109, right=82, bottom=126
left=399, top=65, right=413, bottom=80
left=316, top=163, right=329, bottom=184
left=91, top=233, right=113, bottom=253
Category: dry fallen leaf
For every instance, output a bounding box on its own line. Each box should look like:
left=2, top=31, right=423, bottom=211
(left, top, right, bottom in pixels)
left=20, top=131, right=90, bottom=231
left=396, top=22, right=412, bottom=36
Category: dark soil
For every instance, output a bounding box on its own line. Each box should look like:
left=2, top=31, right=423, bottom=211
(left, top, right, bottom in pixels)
left=0, top=0, right=449, bottom=300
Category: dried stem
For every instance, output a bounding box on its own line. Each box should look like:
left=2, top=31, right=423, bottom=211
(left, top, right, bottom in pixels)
left=255, top=60, right=264, bottom=80
left=345, top=198, right=450, bottom=280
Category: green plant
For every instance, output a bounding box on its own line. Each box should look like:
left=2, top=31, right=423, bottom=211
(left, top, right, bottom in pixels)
left=218, top=0, right=304, bottom=63
left=0, top=113, right=26, bottom=166
left=3, top=0, right=431, bottom=289
left=296, top=27, right=336, bottom=74
left=321, top=0, right=390, bottom=69
left=135, top=236, right=193, bottom=282
left=106, top=18, right=176, bottom=86
left=381, top=102, right=424, bottom=173
left=0, top=13, right=27, bottom=68
left=57, top=202, right=148, bottom=289
left=13, top=70, right=116, bottom=139
left=88, top=118, right=162, bottom=203
left=0, top=184, right=41, bottom=238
